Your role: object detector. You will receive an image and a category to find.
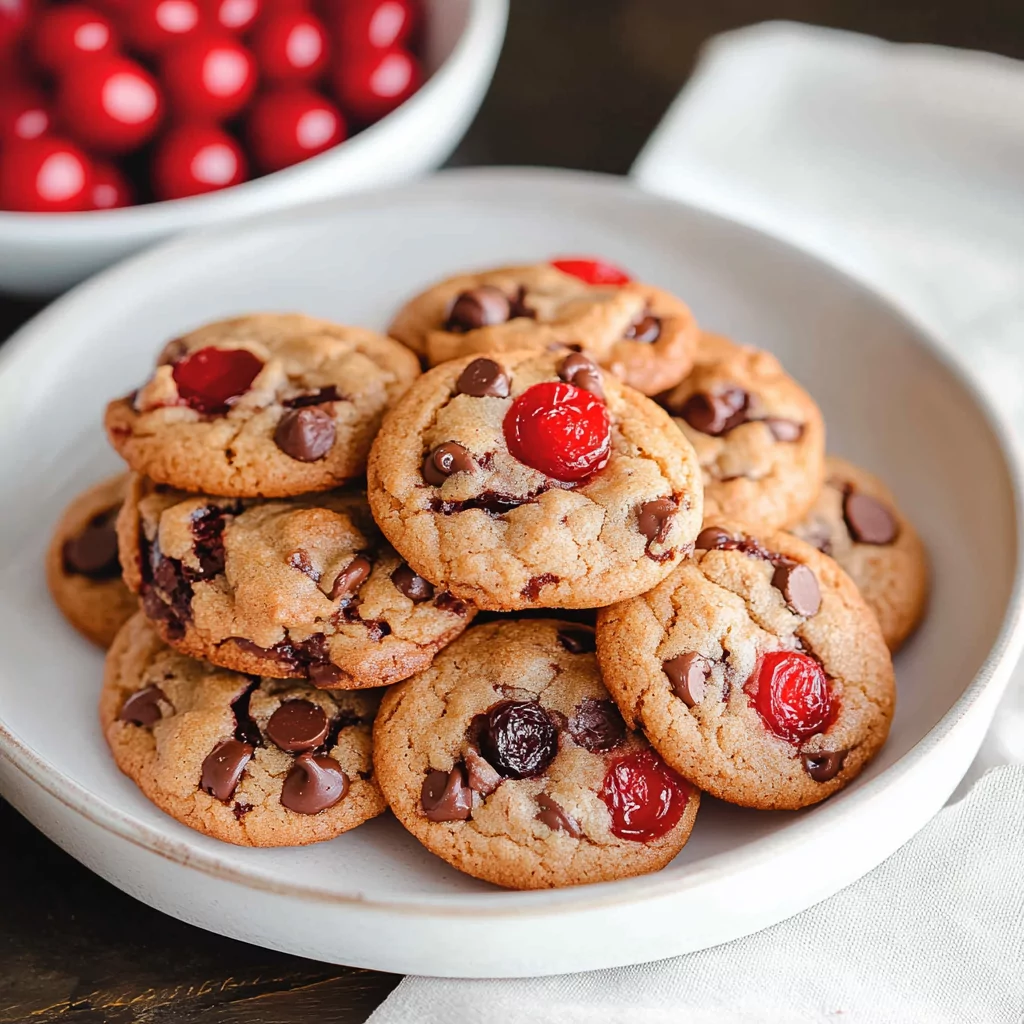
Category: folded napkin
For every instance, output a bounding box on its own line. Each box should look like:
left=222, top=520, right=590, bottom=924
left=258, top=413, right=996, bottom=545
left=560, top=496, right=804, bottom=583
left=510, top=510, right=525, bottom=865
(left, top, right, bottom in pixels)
left=370, top=23, right=1024, bottom=1021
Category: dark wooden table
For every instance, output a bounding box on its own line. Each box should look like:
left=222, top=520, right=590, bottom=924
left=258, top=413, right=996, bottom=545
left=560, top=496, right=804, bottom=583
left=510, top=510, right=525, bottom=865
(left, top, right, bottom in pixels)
left=3, top=2, right=1023, bottom=1020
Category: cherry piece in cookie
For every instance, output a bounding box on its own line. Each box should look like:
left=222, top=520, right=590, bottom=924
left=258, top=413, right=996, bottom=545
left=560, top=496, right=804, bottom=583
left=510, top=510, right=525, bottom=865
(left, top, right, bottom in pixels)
left=503, top=381, right=610, bottom=483
left=747, top=651, right=834, bottom=745
left=480, top=700, right=559, bottom=779
left=600, top=749, right=692, bottom=842
left=550, top=257, right=631, bottom=286
left=172, top=347, right=263, bottom=415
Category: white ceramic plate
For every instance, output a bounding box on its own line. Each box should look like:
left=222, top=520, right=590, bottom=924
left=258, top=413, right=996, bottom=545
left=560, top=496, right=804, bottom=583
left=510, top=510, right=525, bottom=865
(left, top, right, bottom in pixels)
left=0, top=168, right=1021, bottom=979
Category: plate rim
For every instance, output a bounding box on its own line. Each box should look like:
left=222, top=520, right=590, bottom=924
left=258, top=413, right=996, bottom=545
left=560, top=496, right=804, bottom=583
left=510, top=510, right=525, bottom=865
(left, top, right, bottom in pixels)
left=2, top=166, right=1023, bottom=918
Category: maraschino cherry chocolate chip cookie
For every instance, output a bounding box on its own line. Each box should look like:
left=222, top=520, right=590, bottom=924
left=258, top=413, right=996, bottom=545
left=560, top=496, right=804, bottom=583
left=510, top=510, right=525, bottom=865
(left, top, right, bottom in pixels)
left=46, top=474, right=138, bottom=647
left=373, top=618, right=700, bottom=889
left=118, top=476, right=474, bottom=687
left=659, top=333, right=825, bottom=532
left=388, top=257, right=699, bottom=396
left=596, top=522, right=895, bottom=811
left=789, top=456, right=928, bottom=652
left=101, top=613, right=385, bottom=847
left=367, top=349, right=704, bottom=611
left=105, top=314, right=420, bottom=498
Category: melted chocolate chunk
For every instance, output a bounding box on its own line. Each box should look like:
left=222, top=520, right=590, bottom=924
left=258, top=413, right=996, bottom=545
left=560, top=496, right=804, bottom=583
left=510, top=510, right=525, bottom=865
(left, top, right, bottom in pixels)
left=200, top=739, right=253, bottom=802
left=330, top=554, right=372, bottom=600
left=308, top=663, right=346, bottom=688
left=274, top=406, right=336, bottom=462
left=281, top=753, right=349, bottom=814
left=771, top=562, right=822, bottom=616
left=558, top=352, right=604, bottom=400
left=843, top=491, right=898, bottom=545
left=266, top=699, right=329, bottom=753
left=637, top=497, right=676, bottom=546
left=623, top=313, right=661, bottom=344
left=118, top=685, right=169, bottom=726
left=392, top=564, right=434, bottom=602
left=284, top=385, right=343, bottom=408
left=802, top=749, right=848, bottom=782
left=679, top=387, right=749, bottom=436
left=420, top=766, right=473, bottom=821
left=663, top=653, right=709, bottom=707
left=568, top=698, right=626, bottom=752
left=444, top=286, right=510, bottom=332
left=434, top=592, right=470, bottom=616
left=535, top=792, right=582, bottom=837
left=521, top=573, right=559, bottom=602
left=422, top=441, right=475, bottom=485
left=507, top=285, right=534, bottom=320
left=557, top=625, right=596, bottom=654
left=456, top=358, right=510, bottom=398
left=429, top=490, right=537, bottom=516
left=189, top=504, right=238, bottom=580
left=62, top=507, right=121, bottom=579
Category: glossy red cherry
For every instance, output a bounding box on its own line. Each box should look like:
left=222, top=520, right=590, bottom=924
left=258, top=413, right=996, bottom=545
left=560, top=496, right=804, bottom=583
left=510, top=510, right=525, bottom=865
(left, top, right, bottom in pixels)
left=600, top=749, right=691, bottom=842
left=202, top=0, right=261, bottom=33
left=0, top=0, right=31, bottom=56
left=332, top=44, right=420, bottom=121
left=171, top=347, right=263, bottom=413
left=152, top=124, right=247, bottom=200
left=123, top=0, right=205, bottom=54
left=162, top=34, right=256, bottom=121
left=0, top=86, right=50, bottom=144
left=57, top=57, right=163, bottom=154
left=90, top=161, right=132, bottom=208
left=551, top=258, right=632, bottom=286
left=252, top=10, right=327, bottom=83
left=747, top=650, right=835, bottom=745
left=503, top=381, right=610, bottom=483
left=0, top=136, right=94, bottom=212
left=32, top=5, right=119, bottom=72
left=331, top=0, right=416, bottom=52
left=246, top=87, right=344, bottom=172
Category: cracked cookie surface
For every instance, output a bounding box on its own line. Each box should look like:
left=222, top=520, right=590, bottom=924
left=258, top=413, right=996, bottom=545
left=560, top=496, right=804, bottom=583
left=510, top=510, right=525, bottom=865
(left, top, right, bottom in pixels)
left=366, top=349, right=704, bottom=611
left=388, top=261, right=699, bottom=395
left=789, top=456, right=928, bottom=652
left=373, top=618, right=699, bottom=889
left=46, top=474, right=138, bottom=647
left=659, top=333, right=825, bottom=532
left=596, top=522, right=895, bottom=810
left=101, top=613, right=385, bottom=846
left=118, top=476, right=475, bottom=688
left=105, top=313, right=420, bottom=498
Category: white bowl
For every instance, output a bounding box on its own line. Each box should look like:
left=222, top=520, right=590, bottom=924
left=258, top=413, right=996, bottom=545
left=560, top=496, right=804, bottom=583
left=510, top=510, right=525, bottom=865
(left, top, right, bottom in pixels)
left=0, top=0, right=507, bottom=296
left=0, top=168, right=1021, bottom=978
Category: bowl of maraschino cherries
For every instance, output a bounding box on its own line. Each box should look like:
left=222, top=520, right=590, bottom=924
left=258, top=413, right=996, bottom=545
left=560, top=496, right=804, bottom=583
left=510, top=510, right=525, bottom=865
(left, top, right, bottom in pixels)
left=0, top=0, right=507, bottom=294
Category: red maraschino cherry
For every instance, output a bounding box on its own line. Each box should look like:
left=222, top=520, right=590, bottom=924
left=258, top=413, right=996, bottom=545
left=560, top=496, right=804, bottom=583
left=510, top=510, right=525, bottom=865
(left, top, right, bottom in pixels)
left=600, top=749, right=691, bottom=842
left=551, top=257, right=632, bottom=286
left=171, top=346, right=263, bottom=413
left=747, top=650, right=835, bottom=744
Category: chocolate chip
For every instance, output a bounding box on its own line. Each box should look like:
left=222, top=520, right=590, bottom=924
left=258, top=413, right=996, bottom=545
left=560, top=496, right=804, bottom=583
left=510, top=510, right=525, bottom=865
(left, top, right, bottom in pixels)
left=308, top=663, right=346, bottom=688
left=281, top=752, right=349, bottom=814
left=535, top=793, right=582, bottom=837
left=771, top=562, right=822, bottom=616
left=288, top=549, right=320, bottom=582
left=464, top=748, right=502, bottom=796
left=330, top=554, right=372, bottom=600
left=568, top=698, right=626, bottom=753
left=422, top=441, right=475, bottom=485
left=118, top=685, right=169, bottom=726
left=623, top=314, right=661, bottom=344
left=274, top=406, right=335, bottom=462
left=62, top=512, right=120, bottom=579
left=679, top=387, right=749, bottom=436
left=522, top=573, right=559, bottom=602
left=266, top=699, right=329, bottom=753
left=420, top=766, right=472, bottom=821
left=663, top=653, right=709, bottom=707
left=802, top=749, right=848, bottom=782
left=695, top=526, right=733, bottom=551
left=482, top=700, right=560, bottom=778
left=284, top=385, right=342, bottom=408
left=764, top=417, right=804, bottom=442
left=557, top=625, right=596, bottom=654
left=843, top=492, right=898, bottom=545
left=558, top=352, right=604, bottom=399
left=200, top=739, right=253, bottom=802
left=507, top=285, right=534, bottom=320
left=456, top=357, right=510, bottom=398
left=637, top=497, right=676, bottom=545
left=391, top=564, right=434, bottom=602
left=444, top=286, right=510, bottom=332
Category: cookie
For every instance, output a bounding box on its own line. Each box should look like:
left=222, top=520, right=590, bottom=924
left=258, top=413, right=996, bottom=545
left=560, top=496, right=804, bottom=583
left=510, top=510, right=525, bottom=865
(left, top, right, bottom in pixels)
left=367, top=348, right=704, bottom=611
left=101, top=613, right=385, bottom=846
left=105, top=314, right=420, bottom=498
left=46, top=474, right=138, bottom=647
left=789, top=456, right=928, bottom=651
left=596, top=522, right=895, bottom=810
left=658, top=333, right=825, bottom=532
left=374, top=618, right=699, bottom=889
left=388, top=258, right=699, bottom=395
left=118, top=476, right=475, bottom=687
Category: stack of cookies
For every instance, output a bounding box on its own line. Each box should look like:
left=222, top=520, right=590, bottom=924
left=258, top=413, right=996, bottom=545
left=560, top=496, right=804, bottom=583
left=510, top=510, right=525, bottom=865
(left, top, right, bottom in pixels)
left=46, top=256, right=928, bottom=890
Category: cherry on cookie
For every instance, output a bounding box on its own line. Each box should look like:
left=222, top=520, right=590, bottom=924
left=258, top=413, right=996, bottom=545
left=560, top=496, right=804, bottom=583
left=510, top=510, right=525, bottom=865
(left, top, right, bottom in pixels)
left=747, top=650, right=835, bottom=745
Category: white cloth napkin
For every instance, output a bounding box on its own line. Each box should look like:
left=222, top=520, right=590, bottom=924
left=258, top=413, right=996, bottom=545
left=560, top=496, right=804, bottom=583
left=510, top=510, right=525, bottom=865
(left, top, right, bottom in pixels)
left=369, top=23, right=1024, bottom=1021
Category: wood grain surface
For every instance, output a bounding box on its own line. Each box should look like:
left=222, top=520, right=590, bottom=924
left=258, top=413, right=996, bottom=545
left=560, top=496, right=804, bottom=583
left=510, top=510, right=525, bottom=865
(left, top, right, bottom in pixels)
left=2, top=2, right=1021, bottom=1019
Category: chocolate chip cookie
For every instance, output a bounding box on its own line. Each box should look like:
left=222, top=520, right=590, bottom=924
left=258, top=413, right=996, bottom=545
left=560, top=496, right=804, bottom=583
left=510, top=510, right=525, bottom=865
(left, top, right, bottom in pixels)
left=388, top=258, right=699, bottom=395
left=367, top=349, right=704, bottom=611
left=46, top=474, right=138, bottom=647
left=101, top=613, right=385, bottom=846
left=789, top=456, right=928, bottom=652
left=659, top=333, right=825, bottom=532
left=118, top=476, right=475, bottom=687
left=596, top=522, right=895, bottom=810
left=105, top=314, right=420, bottom=498
left=373, top=618, right=700, bottom=889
